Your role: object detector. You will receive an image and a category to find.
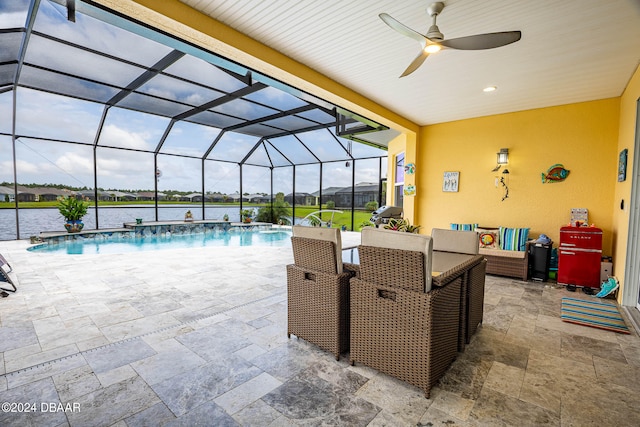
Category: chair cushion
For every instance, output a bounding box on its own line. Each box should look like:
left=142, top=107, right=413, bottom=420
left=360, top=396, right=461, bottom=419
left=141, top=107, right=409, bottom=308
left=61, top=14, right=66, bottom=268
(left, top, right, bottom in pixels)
left=361, top=227, right=433, bottom=291
left=292, top=225, right=342, bottom=273
left=479, top=247, right=527, bottom=259
left=431, top=228, right=479, bottom=255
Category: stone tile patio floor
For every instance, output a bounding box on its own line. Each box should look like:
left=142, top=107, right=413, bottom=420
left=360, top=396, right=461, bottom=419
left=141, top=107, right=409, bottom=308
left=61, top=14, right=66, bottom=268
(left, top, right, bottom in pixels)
left=1, top=236, right=640, bottom=426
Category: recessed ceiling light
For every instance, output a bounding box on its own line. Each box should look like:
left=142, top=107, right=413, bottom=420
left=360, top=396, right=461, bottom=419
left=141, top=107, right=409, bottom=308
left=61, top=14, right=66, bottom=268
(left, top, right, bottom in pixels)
left=483, top=86, right=497, bottom=92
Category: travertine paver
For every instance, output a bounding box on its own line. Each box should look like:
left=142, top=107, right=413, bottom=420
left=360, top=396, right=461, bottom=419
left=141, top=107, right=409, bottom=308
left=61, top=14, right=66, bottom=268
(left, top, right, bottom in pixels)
left=0, top=235, right=639, bottom=426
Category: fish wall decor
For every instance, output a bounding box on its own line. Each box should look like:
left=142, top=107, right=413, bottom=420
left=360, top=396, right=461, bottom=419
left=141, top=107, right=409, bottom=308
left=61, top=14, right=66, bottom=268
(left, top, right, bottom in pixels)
left=541, top=164, right=570, bottom=183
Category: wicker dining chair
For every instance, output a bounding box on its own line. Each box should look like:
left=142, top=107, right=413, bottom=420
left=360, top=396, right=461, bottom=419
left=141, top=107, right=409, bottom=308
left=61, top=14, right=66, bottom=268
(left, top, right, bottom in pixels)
left=431, top=228, right=487, bottom=350
left=350, top=228, right=461, bottom=398
left=286, top=225, right=355, bottom=360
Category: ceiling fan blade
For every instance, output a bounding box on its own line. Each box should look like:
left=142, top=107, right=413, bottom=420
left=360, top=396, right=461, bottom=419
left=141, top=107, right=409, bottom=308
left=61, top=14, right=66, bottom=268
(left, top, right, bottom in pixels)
left=379, top=13, right=427, bottom=46
left=440, top=31, right=521, bottom=50
left=400, top=50, right=430, bottom=78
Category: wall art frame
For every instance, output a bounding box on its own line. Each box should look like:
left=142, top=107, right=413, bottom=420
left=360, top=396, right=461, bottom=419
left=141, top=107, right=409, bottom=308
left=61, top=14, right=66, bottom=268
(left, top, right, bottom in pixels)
left=443, top=171, right=459, bottom=192
left=619, top=148, right=628, bottom=182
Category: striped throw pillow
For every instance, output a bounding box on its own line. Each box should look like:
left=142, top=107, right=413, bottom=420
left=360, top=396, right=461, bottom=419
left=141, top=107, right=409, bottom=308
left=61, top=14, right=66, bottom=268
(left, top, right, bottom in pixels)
left=499, top=227, right=530, bottom=251
left=450, top=223, right=478, bottom=231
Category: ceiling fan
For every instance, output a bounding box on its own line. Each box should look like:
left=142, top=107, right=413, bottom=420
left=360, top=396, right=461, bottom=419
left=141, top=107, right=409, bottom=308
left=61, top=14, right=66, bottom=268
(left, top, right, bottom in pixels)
left=380, top=2, right=521, bottom=77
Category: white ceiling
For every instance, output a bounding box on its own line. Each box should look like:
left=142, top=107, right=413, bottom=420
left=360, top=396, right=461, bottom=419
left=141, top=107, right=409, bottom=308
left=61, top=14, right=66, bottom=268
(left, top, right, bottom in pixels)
left=179, top=0, right=640, bottom=127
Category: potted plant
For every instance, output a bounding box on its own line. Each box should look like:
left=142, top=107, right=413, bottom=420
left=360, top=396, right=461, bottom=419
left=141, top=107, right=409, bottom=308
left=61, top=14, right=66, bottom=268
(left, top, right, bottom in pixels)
left=184, top=210, right=194, bottom=222
left=383, top=218, right=421, bottom=233
left=223, top=213, right=229, bottom=222
left=57, top=195, right=90, bottom=233
left=240, top=209, right=253, bottom=223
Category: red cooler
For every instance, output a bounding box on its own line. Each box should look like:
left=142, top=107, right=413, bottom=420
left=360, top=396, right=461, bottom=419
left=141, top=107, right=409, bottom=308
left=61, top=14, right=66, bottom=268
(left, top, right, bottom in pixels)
left=558, top=226, right=602, bottom=288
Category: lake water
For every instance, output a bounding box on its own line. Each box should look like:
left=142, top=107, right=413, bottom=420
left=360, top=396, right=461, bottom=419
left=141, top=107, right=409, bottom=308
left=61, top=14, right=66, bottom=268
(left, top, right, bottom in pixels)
left=0, top=205, right=258, bottom=241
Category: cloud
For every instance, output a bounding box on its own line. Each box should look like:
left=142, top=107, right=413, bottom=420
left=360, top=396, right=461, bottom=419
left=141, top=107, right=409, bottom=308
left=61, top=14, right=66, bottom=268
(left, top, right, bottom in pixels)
left=55, top=152, right=93, bottom=175
left=99, top=124, right=152, bottom=151
left=139, top=75, right=208, bottom=106
left=15, top=88, right=103, bottom=143
left=14, top=159, right=40, bottom=174
left=0, top=9, right=27, bottom=29
left=209, top=133, right=260, bottom=162
left=11, top=139, right=93, bottom=187
left=97, top=148, right=153, bottom=184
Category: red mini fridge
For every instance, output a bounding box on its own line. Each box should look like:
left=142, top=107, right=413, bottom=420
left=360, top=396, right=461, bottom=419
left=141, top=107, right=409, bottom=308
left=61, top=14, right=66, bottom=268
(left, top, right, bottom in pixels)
left=558, top=226, right=602, bottom=288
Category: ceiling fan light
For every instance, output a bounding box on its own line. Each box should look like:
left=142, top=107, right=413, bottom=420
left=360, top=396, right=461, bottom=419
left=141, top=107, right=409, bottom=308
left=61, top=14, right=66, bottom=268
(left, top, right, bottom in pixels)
left=425, top=44, right=441, bottom=54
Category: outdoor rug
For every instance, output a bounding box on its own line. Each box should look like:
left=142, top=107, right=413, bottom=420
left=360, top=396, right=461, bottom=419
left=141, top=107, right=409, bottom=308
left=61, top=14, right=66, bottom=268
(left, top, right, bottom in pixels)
left=561, top=297, right=629, bottom=334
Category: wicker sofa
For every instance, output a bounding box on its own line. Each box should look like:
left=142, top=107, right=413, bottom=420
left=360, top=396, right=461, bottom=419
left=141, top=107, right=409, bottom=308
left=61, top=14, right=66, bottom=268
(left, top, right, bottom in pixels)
left=451, top=224, right=530, bottom=281
left=480, top=244, right=530, bottom=281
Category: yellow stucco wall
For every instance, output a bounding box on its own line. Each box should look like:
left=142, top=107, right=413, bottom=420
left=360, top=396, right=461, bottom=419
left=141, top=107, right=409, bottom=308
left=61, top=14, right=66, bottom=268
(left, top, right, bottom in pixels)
left=418, top=99, right=620, bottom=254
left=612, top=64, right=640, bottom=300
left=386, top=133, right=419, bottom=224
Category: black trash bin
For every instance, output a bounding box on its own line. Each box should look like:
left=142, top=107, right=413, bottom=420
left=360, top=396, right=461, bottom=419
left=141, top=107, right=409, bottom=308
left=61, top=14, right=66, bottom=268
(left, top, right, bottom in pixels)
left=528, top=241, right=552, bottom=282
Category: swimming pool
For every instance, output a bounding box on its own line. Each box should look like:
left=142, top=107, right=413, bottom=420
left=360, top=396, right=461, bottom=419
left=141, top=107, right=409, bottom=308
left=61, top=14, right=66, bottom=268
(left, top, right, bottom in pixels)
left=28, top=229, right=292, bottom=255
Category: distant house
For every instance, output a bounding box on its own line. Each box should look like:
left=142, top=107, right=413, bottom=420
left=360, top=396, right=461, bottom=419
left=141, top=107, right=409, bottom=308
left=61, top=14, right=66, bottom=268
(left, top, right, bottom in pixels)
left=311, top=186, right=343, bottom=206
left=77, top=190, right=112, bottom=201
left=207, top=193, right=226, bottom=203
left=136, top=191, right=156, bottom=201
left=335, top=182, right=380, bottom=208
left=14, top=185, right=35, bottom=202
left=77, top=190, right=95, bottom=201
left=0, top=186, right=15, bottom=202
left=30, top=187, right=71, bottom=201
left=12, top=185, right=67, bottom=202
left=257, top=194, right=274, bottom=203
left=10, top=186, right=95, bottom=202
left=226, top=193, right=251, bottom=202
left=246, top=194, right=270, bottom=203
left=134, top=192, right=167, bottom=201
left=184, top=193, right=203, bottom=202
left=284, top=192, right=315, bottom=206
left=106, top=191, right=137, bottom=201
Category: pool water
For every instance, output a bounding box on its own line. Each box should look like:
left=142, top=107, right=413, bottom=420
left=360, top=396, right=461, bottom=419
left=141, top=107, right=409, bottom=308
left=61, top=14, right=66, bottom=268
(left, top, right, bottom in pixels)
left=28, top=230, right=292, bottom=255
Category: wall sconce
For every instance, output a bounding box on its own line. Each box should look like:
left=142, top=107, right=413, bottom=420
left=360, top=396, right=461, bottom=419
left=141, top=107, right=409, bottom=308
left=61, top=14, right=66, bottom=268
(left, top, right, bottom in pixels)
left=497, top=148, right=509, bottom=164
left=491, top=148, right=509, bottom=172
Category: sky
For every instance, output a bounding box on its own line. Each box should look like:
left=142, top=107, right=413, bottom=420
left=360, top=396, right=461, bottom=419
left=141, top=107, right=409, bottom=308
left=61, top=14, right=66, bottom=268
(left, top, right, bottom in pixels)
left=0, top=0, right=387, bottom=195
